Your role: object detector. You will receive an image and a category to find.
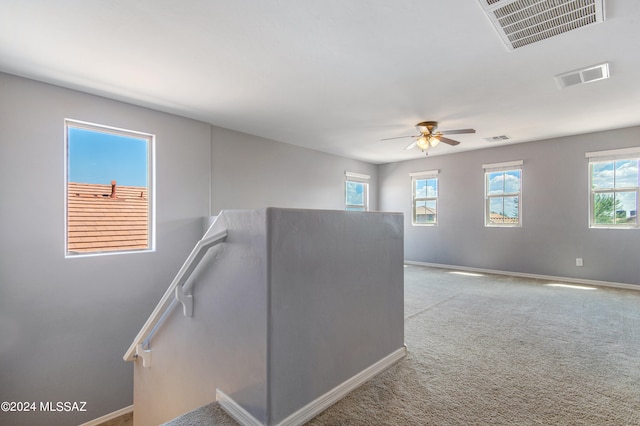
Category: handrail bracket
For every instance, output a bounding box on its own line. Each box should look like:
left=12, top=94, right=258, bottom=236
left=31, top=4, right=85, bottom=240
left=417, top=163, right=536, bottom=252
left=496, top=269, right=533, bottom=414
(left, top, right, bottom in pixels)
left=175, top=284, right=193, bottom=317
left=135, top=343, right=152, bottom=368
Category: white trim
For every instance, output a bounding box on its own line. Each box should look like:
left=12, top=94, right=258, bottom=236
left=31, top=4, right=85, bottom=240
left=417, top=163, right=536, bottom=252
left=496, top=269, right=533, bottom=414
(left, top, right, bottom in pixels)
left=216, top=389, right=263, bottom=426
left=345, top=172, right=369, bottom=211
left=411, top=172, right=438, bottom=226
left=64, top=118, right=156, bottom=258
left=482, top=160, right=523, bottom=171
left=277, top=346, right=406, bottom=426
left=409, top=169, right=439, bottom=178
left=404, top=260, right=640, bottom=291
left=345, top=171, right=370, bottom=180
left=216, top=346, right=406, bottom=426
left=78, top=405, right=133, bottom=426
left=586, top=146, right=640, bottom=160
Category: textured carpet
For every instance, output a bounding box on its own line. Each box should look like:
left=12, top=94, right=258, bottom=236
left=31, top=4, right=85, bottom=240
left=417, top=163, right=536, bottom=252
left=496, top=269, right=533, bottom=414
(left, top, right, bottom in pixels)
left=166, top=265, right=640, bottom=425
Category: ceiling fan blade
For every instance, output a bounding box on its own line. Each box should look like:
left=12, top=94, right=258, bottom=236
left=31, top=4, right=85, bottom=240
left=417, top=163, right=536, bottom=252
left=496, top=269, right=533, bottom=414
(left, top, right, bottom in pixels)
left=439, top=128, right=475, bottom=135
left=380, top=135, right=419, bottom=141
left=438, top=136, right=461, bottom=146
left=404, top=140, right=418, bottom=150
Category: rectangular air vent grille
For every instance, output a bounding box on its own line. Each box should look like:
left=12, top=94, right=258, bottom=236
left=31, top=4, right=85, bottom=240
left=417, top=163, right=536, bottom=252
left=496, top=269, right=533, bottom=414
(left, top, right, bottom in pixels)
left=485, top=135, right=511, bottom=142
left=478, top=0, right=605, bottom=50
left=555, top=63, right=609, bottom=88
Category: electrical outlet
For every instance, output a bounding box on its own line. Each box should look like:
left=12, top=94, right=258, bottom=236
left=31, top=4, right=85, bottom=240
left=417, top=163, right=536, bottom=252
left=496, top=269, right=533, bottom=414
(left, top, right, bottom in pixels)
left=576, top=258, right=583, bottom=267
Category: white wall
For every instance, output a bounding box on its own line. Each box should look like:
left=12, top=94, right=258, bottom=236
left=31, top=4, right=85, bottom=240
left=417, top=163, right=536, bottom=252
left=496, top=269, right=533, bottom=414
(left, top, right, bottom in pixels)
left=0, top=73, right=212, bottom=425
left=211, top=126, right=378, bottom=212
left=379, top=127, right=640, bottom=286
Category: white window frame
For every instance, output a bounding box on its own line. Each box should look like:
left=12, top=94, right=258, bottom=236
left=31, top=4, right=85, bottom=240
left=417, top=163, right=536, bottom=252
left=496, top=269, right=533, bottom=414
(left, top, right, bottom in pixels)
left=64, top=119, right=156, bottom=257
left=345, top=171, right=370, bottom=211
left=483, top=160, right=523, bottom=227
left=410, top=170, right=439, bottom=226
left=586, top=147, right=640, bottom=229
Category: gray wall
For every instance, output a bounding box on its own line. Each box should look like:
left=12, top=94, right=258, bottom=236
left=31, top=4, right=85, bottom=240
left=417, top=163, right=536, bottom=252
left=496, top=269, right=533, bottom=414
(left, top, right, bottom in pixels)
left=268, top=208, right=404, bottom=424
left=379, top=126, right=640, bottom=286
left=211, top=126, right=378, bottom=213
left=0, top=73, right=211, bottom=425
left=0, top=72, right=381, bottom=425
left=2, top=68, right=637, bottom=425
left=133, top=209, right=404, bottom=426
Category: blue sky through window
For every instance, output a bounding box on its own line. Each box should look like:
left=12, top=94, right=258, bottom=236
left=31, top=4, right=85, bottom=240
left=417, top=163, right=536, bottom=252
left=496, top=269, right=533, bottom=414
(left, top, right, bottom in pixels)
left=346, top=181, right=365, bottom=206
left=68, top=127, right=149, bottom=187
left=592, top=159, right=639, bottom=218
left=415, top=178, right=437, bottom=198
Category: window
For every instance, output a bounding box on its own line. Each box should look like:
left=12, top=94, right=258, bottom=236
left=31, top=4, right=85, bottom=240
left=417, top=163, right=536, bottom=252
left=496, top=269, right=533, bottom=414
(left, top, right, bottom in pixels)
left=483, top=161, right=522, bottom=227
left=65, top=119, right=155, bottom=256
left=586, top=147, right=639, bottom=228
left=345, top=171, right=369, bottom=211
left=411, top=170, right=438, bottom=225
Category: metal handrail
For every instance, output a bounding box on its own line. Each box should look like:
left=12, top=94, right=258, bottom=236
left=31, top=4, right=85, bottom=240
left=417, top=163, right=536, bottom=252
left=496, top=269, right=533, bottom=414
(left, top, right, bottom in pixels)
left=123, top=220, right=227, bottom=363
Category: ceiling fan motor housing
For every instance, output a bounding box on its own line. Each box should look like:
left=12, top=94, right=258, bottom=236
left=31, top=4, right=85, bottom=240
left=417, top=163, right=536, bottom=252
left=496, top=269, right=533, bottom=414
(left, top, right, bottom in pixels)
left=416, top=121, right=438, bottom=135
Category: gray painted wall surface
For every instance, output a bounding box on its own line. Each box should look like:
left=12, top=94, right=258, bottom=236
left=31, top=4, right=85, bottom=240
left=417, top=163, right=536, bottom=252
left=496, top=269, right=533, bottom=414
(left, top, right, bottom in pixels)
left=211, top=126, right=378, bottom=213
left=267, top=208, right=404, bottom=424
left=379, top=126, right=640, bottom=286
left=133, top=209, right=404, bottom=425
left=0, top=73, right=211, bottom=425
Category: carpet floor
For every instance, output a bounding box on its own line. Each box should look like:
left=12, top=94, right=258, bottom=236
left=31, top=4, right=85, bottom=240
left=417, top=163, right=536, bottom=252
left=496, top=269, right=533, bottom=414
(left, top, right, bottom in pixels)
left=166, top=265, right=640, bottom=425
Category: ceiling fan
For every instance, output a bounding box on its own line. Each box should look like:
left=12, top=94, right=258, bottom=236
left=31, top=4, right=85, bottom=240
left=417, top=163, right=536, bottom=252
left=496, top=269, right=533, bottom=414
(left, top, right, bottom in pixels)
left=381, top=121, right=475, bottom=154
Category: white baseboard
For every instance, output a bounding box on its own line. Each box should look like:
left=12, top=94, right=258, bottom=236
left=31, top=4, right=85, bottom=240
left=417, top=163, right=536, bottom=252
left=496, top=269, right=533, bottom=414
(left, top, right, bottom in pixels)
left=216, top=389, right=263, bottom=426
left=217, top=346, right=407, bottom=426
left=277, top=346, right=407, bottom=426
left=405, top=260, right=640, bottom=291
left=79, top=404, right=134, bottom=426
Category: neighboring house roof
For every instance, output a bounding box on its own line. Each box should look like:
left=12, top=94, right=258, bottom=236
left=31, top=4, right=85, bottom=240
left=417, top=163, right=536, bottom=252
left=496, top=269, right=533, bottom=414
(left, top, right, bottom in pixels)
left=415, top=206, right=436, bottom=215
left=67, top=182, right=149, bottom=253
left=489, top=212, right=519, bottom=223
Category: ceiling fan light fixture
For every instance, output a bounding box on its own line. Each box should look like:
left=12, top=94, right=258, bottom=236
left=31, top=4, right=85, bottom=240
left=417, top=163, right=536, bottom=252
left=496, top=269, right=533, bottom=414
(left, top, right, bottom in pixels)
left=416, top=135, right=430, bottom=150
left=429, top=136, right=440, bottom=147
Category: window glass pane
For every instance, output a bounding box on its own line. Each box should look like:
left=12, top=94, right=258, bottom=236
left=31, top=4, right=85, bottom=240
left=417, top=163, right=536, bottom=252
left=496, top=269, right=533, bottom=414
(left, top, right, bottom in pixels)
left=487, top=172, right=505, bottom=195
left=615, top=191, right=637, bottom=224
left=504, top=170, right=521, bottom=193
left=489, top=197, right=505, bottom=223
left=415, top=200, right=436, bottom=224
left=68, top=128, right=149, bottom=186
left=415, top=178, right=438, bottom=198
left=67, top=124, right=151, bottom=255
left=346, top=206, right=365, bottom=212
left=415, top=178, right=427, bottom=198
left=504, top=196, right=519, bottom=221
left=426, top=178, right=438, bottom=198
left=593, top=192, right=615, bottom=224
left=592, top=161, right=614, bottom=189
left=615, top=159, right=638, bottom=189
left=485, top=167, right=521, bottom=226
left=346, top=181, right=364, bottom=206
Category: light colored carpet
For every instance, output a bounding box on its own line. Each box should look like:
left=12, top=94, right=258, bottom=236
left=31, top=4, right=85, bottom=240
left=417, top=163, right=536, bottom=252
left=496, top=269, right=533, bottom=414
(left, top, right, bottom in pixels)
left=166, top=265, right=640, bottom=425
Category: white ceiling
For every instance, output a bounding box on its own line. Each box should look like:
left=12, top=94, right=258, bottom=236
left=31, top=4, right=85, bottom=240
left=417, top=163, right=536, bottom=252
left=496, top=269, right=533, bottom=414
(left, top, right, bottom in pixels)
left=2, top=1, right=639, bottom=164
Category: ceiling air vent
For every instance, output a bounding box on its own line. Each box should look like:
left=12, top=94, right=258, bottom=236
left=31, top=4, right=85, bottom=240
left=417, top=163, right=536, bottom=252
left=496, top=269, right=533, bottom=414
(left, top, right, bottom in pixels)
left=478, top=0, right=606, bottom=51
left=555, top=62, right=609, bottom=88
left=485, top=135, right=511, bottom=142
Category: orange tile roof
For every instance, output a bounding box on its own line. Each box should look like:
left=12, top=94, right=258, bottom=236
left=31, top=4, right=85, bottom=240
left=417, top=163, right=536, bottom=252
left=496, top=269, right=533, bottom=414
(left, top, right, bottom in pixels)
left=489, top=212, right=519, bottom=224
left=67, top=182, right=149, bottom=254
